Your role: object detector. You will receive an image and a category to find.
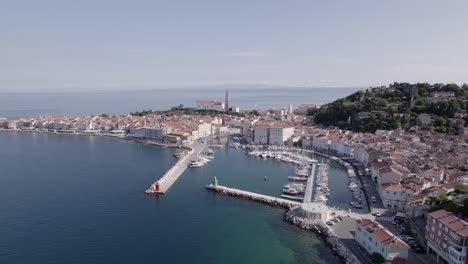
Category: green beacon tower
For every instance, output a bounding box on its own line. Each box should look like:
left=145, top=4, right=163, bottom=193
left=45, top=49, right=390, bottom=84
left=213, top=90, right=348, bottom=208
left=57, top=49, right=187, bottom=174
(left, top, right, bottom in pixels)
left=213, top=177, right=218, bottom=186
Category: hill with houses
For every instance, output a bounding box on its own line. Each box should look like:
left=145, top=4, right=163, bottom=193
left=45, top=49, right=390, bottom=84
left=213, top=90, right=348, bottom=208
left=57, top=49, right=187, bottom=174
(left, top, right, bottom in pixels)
left=313, top=82, right=468, bottom=134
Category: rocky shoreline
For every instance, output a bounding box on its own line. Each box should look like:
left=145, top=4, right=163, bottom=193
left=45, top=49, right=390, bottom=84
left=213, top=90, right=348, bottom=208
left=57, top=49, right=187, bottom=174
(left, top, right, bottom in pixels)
left=284, top=208, right=362, bottom=264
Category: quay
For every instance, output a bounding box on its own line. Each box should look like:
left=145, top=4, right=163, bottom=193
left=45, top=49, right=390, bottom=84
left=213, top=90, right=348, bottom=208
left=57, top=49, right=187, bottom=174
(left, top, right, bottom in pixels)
left=206, top=184, right=301, bottom=209
left=145, top=142, right=205, bottom=194
left=303, top=163, right=316, bottom=203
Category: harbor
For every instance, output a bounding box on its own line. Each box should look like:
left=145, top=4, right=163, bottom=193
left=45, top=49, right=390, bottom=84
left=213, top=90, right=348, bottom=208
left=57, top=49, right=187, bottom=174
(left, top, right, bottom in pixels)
left=201, top=143, right=375, bottom=263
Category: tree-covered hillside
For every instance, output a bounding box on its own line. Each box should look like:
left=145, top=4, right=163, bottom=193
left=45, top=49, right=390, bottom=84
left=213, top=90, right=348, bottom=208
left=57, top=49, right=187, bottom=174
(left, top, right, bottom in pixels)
left=313, top=83, right=468, bottom=134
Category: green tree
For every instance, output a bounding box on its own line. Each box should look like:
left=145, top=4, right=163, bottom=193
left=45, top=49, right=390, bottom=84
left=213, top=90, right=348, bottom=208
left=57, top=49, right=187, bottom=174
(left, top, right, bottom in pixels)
left=371, top=252, right=385, bottom=264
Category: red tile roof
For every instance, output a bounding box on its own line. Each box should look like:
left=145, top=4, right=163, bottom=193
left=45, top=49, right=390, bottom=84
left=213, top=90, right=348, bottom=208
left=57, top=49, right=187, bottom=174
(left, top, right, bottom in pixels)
left=429, top=210, right=468, bottom=237
left=357, top=219, right=409, bottom=249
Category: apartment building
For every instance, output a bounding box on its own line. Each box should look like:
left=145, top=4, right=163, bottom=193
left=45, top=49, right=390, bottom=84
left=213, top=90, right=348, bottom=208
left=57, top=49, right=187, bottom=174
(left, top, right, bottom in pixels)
left=426, top=210, right=468, bottom=264
left=355, top=219, right=409, bottom=261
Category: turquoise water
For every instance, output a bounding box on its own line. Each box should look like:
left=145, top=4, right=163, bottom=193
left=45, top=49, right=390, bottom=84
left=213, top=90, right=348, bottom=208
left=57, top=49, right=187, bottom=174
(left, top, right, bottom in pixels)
left=0, top=132, right=341, bottom=264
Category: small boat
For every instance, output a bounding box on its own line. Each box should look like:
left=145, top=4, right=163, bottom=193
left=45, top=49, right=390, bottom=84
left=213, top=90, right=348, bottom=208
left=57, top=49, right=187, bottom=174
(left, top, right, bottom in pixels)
left=264, top=176, right=267, bottom=181
left=288, top=176, right=308, bottom=181
left=189, top=160, right=203, bottom=168
left=282, top=188, right=298, bottom=195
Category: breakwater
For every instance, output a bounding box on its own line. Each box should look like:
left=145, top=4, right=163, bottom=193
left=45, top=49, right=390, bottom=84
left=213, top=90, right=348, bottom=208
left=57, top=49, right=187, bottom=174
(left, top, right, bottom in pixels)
left=206, top=184, right=301, bottom=209
left=284, top=209, right=361, bottom=264
left=145, top=144, right=202, bottom=194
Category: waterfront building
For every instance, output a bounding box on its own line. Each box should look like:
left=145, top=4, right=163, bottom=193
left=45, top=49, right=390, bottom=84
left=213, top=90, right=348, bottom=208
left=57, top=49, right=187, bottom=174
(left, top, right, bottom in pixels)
left=355, top=219, right=409, bottom=261
left=252, top=126, right=294, bottom=145
left=133, top=127, right=173, bottom=140
left=8, top=121, right=19, bottom=129
left=268, top=126, right=294, bottom=145
left=253, top=127, right=269, bottom=145
left=312, top=136, right=330, bottom=151
left=196, top=99, right=225, bottom=111
left=167, top=131, right=192, bottom=144
left=0, top=119, right=8, bottom=128
left=354, top=148, right=369, bottom=167
left=426, top=210, right=468, bottom=264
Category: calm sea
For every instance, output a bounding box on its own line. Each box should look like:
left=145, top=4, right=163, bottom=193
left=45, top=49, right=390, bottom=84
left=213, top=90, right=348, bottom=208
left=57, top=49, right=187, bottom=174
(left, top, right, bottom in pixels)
left=0, top=132, right=362, bottom=264
left=0, top=86, right=361, bottom=119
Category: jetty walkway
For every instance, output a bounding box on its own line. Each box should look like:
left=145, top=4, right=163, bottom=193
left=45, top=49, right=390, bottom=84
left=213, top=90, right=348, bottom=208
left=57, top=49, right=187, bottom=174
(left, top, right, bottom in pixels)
left=145, top=142, right=205, bottom=194
left=206, top=184, right=301, bottom=209
left=303, top=163, right=316, bottom=203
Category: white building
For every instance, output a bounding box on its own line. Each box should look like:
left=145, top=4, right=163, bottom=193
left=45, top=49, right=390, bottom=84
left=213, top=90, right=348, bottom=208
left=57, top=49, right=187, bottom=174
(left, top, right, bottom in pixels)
left=212, top=125, right=229, bottom=136
left=379, top=184, right=413, bottom=211
left=355, top=219, right=409, bottom=261
left=312, top=136, right=330, bottom=151
left=196, top=100, right=225, bottom=111
left=268, top=126, right=294, bottom=145
left=196, top=122, right=212, bottom=138
left=133, top=127, right=173, bottom=140
left=354, top=148, right=369, bottom=167
left=252, top=126, right=294, bottom=145
left=253, top=127, right=269, bottom=145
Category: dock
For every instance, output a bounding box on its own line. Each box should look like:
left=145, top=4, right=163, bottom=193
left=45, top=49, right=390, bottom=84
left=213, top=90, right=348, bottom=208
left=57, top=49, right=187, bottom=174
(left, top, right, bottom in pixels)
left=206, top=184, right=301, bottom=209
left=145, top=142, right=204, bottom=194
left=303, top=163, right=316, bottom=203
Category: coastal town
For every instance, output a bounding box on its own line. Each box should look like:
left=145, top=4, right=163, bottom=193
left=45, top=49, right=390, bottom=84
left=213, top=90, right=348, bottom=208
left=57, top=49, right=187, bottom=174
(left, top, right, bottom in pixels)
left=1, top=89, right=468, bottom=264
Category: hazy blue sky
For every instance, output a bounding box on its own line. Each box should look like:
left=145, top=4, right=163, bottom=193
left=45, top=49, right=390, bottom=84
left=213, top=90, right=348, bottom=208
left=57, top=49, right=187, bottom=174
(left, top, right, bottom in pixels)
left=1, top=0, right=467, bottom=91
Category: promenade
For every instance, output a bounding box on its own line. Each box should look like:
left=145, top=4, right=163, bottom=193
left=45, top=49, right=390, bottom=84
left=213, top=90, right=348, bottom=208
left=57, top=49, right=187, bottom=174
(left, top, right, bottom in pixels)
left=145, top=142, right=205, bottom=194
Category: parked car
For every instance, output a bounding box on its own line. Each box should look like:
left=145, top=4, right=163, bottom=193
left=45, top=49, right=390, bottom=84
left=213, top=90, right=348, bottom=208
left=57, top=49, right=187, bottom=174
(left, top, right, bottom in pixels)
left=414, top=246, right=425, bottom=253
left=371, top=196, right=377, bottom=202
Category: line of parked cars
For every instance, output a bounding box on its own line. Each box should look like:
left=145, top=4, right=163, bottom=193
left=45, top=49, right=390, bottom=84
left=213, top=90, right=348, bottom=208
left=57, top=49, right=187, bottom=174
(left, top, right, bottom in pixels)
left=393, top=219, right=425, bottom=253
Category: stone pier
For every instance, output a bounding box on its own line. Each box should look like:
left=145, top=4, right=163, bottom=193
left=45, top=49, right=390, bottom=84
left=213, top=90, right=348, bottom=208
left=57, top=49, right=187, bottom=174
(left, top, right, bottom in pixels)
left=145, top=142, right=204, bottom=194
left=206, top=184, right=301, bottom=209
